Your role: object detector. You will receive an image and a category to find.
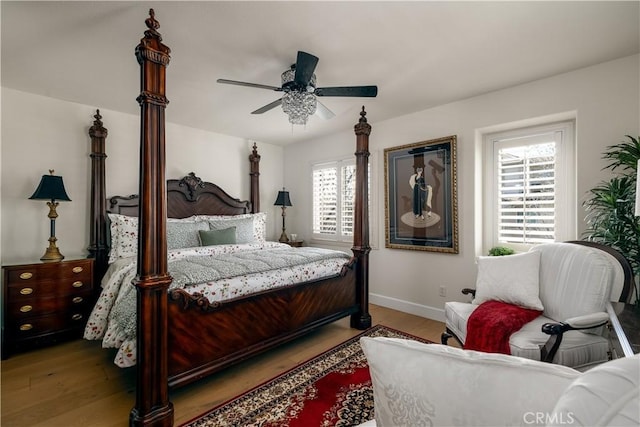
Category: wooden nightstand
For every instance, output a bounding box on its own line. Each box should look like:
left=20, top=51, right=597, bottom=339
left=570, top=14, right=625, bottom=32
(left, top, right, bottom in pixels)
left=286, top=240, right=304, bottom=247
left=2, top=257, right=95, bottom=358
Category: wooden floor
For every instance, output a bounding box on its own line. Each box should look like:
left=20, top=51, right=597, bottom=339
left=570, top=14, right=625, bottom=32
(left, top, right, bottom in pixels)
left=1, top=305, right=447, bottom=426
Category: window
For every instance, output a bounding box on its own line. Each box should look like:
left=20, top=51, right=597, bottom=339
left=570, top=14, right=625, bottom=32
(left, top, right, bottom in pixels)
left=483, top=121, right=575, bottom=252
left=312, top=159, right=355, bottom=241
left=312, top=158, right=371, bottom=243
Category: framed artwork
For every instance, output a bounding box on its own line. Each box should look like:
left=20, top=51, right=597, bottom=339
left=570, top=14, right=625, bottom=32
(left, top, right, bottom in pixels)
left=384, top=135, right=458, bottom=253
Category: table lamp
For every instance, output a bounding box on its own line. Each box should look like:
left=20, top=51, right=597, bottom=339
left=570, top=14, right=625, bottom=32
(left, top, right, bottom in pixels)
left=274, top=188, right=292, bottom=243
left=29, top=170, right=72, bottom=262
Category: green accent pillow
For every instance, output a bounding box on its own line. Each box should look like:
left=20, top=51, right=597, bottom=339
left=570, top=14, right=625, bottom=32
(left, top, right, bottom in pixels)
left=198, top=227, right=237, bottom=246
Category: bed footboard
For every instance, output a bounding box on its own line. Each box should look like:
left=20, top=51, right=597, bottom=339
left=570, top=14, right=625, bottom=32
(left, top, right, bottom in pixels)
left=167, top=265, right=358, bottom=388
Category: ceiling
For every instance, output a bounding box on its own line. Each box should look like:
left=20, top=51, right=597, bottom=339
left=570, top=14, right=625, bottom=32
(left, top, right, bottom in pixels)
left=2, top=1, right=639, bottom=146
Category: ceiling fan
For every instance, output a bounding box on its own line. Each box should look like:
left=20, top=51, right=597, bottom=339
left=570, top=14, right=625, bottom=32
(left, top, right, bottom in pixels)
left=217, top=51, right=378, bottom=125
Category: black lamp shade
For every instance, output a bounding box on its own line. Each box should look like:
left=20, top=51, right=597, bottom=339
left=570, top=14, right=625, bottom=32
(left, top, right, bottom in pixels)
left=29, top=174, right=71, bottom=201
left=274, top=190, right=292, bottom=207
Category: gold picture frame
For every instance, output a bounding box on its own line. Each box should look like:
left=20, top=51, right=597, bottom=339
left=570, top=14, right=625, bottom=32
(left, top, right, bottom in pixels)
left=384, top=135, right=459, bottom=253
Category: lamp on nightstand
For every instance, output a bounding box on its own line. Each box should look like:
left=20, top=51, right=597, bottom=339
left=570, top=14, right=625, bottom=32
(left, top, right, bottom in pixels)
left=274, top=188, right=292, bottom=243
left=29, top=170, right=72, bottom=262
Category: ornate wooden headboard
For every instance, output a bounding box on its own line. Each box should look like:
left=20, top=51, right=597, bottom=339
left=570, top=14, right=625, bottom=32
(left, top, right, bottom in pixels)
left=108, top=172, right=252, bottom=218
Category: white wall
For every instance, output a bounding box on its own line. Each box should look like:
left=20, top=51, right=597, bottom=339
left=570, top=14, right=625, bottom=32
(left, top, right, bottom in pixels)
left=283, top=54, right=640, bottom=321
left=1, top=88, right=284, bottom=264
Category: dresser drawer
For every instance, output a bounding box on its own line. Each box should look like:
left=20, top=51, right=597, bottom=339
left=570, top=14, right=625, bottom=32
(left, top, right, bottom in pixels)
left=5, top=259, right=92, bottom=284
left=8, top=311, right=88, bottom=339
left=6, top=291, right=94, bottom=318
left=7, top=277, right=93, bottom=300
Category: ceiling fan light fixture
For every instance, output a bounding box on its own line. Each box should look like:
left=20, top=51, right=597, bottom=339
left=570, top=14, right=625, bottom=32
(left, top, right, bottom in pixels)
left=281, top=68, right=317, bottom=125
left=282, top=91, right=317, bottom=125
left=217, top=51, right=377, bottom=125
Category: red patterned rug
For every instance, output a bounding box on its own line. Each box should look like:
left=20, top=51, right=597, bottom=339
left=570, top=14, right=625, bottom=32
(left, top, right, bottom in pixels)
left=181, top=325, right=432, bottom=427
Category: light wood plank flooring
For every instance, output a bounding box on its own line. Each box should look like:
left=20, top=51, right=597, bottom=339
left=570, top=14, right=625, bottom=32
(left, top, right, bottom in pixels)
left=1, top=304, right=447, bottom=426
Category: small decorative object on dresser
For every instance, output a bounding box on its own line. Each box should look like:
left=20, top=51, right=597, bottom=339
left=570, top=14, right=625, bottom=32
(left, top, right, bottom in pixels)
left=274, top=188, right=293, bottom=243
left=29, top=170, right=72, bottom=262
left=1, top=257, right=94, bottom=358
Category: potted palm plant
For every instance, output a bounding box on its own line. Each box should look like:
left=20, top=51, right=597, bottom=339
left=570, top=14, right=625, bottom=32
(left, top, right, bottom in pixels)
left=583, top=135, right=640, bottom=306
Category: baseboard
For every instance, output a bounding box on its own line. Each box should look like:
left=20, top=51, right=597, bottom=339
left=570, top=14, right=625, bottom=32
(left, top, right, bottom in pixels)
left=369, top=293, right=445, bottom=323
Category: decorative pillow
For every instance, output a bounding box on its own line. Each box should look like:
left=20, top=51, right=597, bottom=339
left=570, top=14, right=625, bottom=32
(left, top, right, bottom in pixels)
left=198, top=227, right=237, bottom=246
left=166, top=221, right=209, bottom=250
left=473, top=251, right=543, bottom=310
left=206, top=212, right=266, bottom=244
left=251, top=212, right=267, bottom=242
left=107, top=213, right=138, bottom=263
left=107, top=214, right=202, bottom=262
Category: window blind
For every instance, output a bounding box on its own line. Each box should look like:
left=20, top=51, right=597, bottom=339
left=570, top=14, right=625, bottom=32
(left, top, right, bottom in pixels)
left=497, top=142, right=556, bottom=244
left=341, top=164, right=356, bottom=236
left=312, top=166, right=338, bottom=235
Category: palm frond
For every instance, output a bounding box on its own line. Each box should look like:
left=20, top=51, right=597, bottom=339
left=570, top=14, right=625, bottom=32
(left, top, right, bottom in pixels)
left=602, top=135, right=640, bottom=172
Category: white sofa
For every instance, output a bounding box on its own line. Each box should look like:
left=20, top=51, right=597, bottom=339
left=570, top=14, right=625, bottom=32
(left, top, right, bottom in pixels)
left=360, top=337, right=639, bottom=427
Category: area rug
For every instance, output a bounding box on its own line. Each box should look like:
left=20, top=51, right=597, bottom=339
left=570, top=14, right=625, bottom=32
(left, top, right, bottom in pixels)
left=181, top=324, right=432, bottom=427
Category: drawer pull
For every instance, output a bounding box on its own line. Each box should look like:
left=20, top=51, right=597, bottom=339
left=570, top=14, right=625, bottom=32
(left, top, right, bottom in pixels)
left=72, top=314, right=83, bottom=321
left=19, top=272, right=33, bottom=280
left=19, top=305, right=33, bottom=313
left=19, top=324, right=33, bottom=331
left=20, top=287, right=34, bottom=295
left=72, top=281, right=84, bottom=288
left=72, top=296, right=84, bottom=304
left=72, top=266, right=84, bottom=273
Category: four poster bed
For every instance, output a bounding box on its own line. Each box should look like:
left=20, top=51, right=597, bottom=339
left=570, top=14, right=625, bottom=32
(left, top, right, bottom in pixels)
left=84, top=9, right=372, bottom=426
left=85, top=140, right=371, bottom=387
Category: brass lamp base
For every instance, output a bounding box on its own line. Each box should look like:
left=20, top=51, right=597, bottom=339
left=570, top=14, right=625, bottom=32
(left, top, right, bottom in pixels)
left=278, top=205, right=289, bottom=243
left=40, top=240, right=64, bottom=262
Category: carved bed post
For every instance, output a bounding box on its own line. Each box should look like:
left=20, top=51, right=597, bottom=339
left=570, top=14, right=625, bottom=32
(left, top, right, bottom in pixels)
left=130, top=9, right=174, bottom=427
left=87, top=109, right=109, bottom=282
left=249, top=142, right=261, bottom=213
left=351, top=107, right=372, bottom=329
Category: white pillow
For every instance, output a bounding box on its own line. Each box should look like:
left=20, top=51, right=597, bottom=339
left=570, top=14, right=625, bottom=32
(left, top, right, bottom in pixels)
left=107, top=213, right=138, bottom=263
left=473, top=251, right=543, bottom=311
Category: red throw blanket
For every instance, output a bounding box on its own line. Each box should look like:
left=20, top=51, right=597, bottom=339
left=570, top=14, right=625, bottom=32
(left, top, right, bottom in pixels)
left=464, top=300, right=542, bottom=354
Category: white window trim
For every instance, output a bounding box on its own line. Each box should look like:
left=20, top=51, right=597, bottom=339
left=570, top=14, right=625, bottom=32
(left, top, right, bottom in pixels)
left=483, top=120, right=576, bottom=254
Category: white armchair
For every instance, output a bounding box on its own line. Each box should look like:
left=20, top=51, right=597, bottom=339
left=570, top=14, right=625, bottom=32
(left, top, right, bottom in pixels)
left=360, top=337, right=640, bottom=427
left=442, top=242, right=634, bottom=370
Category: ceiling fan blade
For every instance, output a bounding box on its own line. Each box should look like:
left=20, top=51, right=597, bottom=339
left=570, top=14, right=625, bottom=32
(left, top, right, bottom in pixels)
left=315, top=101, right=335, bottom=120
left=251, top=98, right=283, bottom=114
left=294, top=51, right=319, bottom=87
left=315, top=86, right=378, bottom=97
left=217, top=79, right=282, bottom=91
